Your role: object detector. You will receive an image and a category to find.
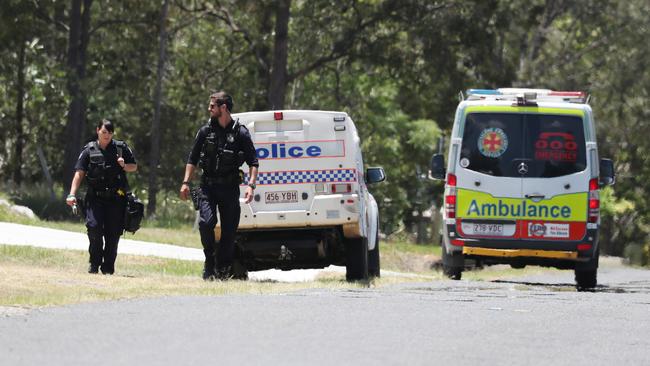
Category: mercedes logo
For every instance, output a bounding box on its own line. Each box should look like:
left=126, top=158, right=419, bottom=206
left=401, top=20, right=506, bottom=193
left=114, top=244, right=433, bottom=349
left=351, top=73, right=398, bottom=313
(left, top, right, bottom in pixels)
left=518, top=162, right=529, bottom=175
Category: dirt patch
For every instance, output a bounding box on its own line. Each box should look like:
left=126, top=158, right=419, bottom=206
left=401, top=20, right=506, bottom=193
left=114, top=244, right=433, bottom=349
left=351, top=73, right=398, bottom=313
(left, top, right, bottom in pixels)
left=383, top=251, right=440, bottom=273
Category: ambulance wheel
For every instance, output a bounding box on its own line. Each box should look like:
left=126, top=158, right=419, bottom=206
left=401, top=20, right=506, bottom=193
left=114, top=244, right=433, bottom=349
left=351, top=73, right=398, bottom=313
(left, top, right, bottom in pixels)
left=368, top=230, right=380, bottom=279
left=345, top=237, right=369, bottom=282
left=231, top=259, right=248, bottom=281
left=442, top=246, right=463, bottom=280
left=575, top=269, right=597, bottom=291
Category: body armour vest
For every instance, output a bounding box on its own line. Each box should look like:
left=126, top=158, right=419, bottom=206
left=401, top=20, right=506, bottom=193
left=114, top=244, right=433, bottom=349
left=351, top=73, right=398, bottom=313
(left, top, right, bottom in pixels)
left=199, top=119, right=245, bottom=177
left=85, top=140, right=127, bottom=191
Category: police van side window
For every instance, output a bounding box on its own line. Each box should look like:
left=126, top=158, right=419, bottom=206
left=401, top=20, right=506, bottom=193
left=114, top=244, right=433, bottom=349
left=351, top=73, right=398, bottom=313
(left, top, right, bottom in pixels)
left=460, top=113, right=523, bottom=177
left=523, top=114, right=587, bottom=178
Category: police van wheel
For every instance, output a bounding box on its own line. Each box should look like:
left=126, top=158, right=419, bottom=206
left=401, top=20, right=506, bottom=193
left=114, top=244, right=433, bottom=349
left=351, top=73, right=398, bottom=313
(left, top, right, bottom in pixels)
left=231, top=259, right=248, bottom=281
left=575, top=269, right=597, bottom=291
left=368, top=230, right=380, bottom=279
left=345, top=237, right=369, bottom=282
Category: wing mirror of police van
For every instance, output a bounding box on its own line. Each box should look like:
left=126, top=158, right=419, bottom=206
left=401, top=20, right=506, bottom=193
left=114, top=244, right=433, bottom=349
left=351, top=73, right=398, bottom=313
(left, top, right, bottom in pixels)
left=599, top=158, right=616, bottom=187
left=365, top=167, right=386, bottom=184
left=429, top=153, right=446, bottom=180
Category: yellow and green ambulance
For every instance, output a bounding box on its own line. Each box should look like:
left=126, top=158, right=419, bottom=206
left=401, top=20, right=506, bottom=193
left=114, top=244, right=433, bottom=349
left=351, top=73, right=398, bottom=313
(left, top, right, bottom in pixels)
left=430, top=88, right=615, bottom=289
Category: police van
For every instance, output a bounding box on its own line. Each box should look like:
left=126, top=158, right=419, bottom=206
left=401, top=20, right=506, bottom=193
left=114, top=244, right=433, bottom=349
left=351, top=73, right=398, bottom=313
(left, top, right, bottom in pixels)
left=217, top=110, right=385, bottom=281
left=430, top=88, right=615, bottom=289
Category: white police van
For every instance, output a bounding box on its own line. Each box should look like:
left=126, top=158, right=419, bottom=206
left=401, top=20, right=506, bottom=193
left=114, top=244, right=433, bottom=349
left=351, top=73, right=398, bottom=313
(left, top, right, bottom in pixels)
left=218, top=110, right=385, bottom=281
left=430, top=88, right=615, bottom=289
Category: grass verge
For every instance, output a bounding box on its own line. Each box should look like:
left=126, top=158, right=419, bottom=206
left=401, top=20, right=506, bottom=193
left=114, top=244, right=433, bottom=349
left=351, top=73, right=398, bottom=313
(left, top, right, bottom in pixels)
left=0, top=245, right=435, bottom=308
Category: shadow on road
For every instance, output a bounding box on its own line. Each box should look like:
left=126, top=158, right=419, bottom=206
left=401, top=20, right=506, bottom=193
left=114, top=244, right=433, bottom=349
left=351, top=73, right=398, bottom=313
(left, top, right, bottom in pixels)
left=491, top=279, right=650, bottom=294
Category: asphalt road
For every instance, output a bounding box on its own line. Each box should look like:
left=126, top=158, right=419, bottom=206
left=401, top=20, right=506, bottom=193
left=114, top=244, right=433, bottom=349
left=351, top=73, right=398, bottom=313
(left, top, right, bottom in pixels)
left=1, top=262, right=649, bottom=366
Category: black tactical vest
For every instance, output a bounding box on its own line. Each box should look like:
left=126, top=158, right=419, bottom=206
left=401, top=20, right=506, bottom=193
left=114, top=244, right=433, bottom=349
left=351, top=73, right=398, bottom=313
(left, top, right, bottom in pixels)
left=199, top=119, right=245, bottom=177
left=85, top=140, right=127, bottom=191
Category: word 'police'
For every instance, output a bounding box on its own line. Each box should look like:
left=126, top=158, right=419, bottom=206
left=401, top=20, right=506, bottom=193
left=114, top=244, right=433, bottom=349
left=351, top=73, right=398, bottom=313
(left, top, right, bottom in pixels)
left=256, top=143, right=322, bottom=159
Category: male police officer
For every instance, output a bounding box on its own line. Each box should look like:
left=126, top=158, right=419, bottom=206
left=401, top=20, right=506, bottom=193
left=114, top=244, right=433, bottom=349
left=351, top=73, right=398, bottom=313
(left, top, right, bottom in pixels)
left=179, top=91, right=258, bottom=280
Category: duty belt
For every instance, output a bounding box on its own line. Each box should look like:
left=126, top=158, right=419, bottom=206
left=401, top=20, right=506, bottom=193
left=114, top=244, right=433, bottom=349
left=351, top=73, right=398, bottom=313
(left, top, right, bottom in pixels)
left=91, top=188, right=125, bottom=199
left=201, top=173, right=240, bottom=186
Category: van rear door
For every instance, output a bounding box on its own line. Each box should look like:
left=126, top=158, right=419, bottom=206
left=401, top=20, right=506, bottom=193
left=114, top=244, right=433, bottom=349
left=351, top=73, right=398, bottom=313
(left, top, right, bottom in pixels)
left=519, top=112, right=588, bottom=241
left=455, top=112, right=523, bottom=239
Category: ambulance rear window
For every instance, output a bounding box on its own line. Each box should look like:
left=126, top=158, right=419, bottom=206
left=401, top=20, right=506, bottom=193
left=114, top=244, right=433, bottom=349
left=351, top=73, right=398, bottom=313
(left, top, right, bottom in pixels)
left=461, top=113, right=586, bottom=178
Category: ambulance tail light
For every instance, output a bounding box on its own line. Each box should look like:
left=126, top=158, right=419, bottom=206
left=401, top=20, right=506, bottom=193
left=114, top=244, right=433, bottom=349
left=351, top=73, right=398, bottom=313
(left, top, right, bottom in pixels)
left=274, top=112, right=283, bottom=120
left=331, top=183, right=352, bottom=194
left=445, top=174, right=457, bottom=219
left=577, top=243, right=592, bottom=252
left=588, top=178, right=599, bottom=223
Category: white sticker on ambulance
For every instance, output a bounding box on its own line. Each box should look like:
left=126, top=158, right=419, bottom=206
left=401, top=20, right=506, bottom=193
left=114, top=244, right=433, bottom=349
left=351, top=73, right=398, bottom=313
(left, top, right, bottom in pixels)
left=528, top=223, right=570, bottom=238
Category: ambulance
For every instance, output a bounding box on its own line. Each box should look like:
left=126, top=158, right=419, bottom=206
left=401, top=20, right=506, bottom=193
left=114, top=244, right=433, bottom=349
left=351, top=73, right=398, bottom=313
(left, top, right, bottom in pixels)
left=430, top=88, right=615, bottom=289
left=219, top=110, right=385, bottom=281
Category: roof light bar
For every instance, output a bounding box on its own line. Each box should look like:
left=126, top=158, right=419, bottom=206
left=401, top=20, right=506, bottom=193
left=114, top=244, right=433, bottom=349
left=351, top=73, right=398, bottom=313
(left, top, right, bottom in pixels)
left=466, top=89, right=501, bottom=95
left=548, top=91, right=586, bottom=97
left=465, top=88, right=587, bottom=103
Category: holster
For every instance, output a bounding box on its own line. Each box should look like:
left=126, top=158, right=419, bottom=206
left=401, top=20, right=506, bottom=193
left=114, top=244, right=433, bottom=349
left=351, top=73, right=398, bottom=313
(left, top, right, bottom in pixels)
left=190, top=187, right=200, bottom=211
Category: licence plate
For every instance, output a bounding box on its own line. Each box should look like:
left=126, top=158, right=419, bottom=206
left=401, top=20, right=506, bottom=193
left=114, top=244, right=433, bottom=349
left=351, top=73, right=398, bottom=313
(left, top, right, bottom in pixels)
left=265, top=190, right=298, bottom=204
left=461, top=222, right=510, bottom=236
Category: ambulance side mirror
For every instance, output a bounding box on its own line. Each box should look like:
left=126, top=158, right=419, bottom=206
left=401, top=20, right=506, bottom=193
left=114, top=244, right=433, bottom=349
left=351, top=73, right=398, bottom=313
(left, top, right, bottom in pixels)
left=599, top=158, right=615, bottom=187
left=366, top=167, right=386, bottom=184
left=429, top=154, right=446, bottom=180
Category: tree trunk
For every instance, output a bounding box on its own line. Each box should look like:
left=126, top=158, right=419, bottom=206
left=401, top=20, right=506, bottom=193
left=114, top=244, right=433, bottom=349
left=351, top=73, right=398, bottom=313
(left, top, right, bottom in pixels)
left=147, top=0, right=170, bottom=218
left=62, top=0, right=93, bottom=195
left=252, top=4, right=273, bottom=111
left=267, top=0, right=290, bottom=110
left=13, top=38, right=26, bottom=186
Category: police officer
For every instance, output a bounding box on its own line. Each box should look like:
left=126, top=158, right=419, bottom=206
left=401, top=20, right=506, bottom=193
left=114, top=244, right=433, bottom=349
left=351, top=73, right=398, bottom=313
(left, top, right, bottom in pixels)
left=66, top=119, right=138, bottom=274
left=180, top=91, right=258, bottom=280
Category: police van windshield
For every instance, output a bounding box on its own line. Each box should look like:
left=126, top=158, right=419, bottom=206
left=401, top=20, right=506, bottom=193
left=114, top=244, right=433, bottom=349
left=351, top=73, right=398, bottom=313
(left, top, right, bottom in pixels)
left=460, top=113, right=587, bottom=178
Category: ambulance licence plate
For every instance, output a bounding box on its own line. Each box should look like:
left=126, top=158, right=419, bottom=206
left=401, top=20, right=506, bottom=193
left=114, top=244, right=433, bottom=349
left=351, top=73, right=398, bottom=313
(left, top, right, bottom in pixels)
left=461, top=222, right=507, bottom=236
left=265, top=190, right=298, bottom=204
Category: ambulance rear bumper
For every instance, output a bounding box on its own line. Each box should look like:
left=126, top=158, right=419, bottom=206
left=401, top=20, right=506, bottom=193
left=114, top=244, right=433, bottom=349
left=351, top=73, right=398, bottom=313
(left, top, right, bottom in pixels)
left=445, top=224, right=599, bottom=267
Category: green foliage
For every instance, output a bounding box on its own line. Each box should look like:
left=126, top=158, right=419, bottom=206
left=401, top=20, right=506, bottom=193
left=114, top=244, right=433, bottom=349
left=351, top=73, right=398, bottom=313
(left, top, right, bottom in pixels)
left=1, top=0, right=649, bottom=264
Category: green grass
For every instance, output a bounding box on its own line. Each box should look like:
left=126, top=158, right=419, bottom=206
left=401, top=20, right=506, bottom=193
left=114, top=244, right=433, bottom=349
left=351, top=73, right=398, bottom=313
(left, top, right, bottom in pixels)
left=0, top=245, right=430, bottom=308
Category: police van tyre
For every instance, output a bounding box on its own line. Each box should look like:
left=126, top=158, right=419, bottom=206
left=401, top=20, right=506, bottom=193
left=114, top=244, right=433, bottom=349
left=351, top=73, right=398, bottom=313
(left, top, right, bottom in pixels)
left=345, top=237, right=369, bottom=282
left=231, top=259, right=248, bottom=281
left=442, top=245, right=463, bottom=280
left=368, top=228, right=380, bottom=278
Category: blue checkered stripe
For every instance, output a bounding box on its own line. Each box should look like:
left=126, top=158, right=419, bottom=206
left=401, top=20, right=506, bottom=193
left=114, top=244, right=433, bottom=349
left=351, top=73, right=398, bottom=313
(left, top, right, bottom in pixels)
left=244, top=169, right=356, bottom=185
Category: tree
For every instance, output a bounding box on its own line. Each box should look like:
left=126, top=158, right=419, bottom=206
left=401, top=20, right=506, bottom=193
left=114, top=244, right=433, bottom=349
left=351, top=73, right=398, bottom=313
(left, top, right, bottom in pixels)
left=62, top=0, right=93, bottom=196
left=147, top=0, right=171, bottom=218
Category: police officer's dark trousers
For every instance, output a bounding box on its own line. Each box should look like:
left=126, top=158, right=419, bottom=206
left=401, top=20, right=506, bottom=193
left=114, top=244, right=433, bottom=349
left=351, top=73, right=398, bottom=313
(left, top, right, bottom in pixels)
left=85, top=196, right=126, bottom=274
left=198, top=183, right=241, bottom=275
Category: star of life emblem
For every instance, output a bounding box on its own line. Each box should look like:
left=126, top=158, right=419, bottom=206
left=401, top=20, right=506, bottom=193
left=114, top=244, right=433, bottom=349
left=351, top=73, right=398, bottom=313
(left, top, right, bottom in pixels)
left=478, top=127, right=508, bottom=158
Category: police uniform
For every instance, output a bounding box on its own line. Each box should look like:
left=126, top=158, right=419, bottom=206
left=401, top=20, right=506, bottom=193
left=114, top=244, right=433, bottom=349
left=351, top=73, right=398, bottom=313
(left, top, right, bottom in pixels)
left=187, top=117, right=258, bottom=278
left=75, top=139, right=136, bottom=274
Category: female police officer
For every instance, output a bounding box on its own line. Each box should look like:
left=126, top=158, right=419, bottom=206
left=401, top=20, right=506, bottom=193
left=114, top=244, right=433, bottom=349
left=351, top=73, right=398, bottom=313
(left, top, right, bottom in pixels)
left=66, top=119, right=137, bottom=274
left=179, top=91, right=258, bottom=280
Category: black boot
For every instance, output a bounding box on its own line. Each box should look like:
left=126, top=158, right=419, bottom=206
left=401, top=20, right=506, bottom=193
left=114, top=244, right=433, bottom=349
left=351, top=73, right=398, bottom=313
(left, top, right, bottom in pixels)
left=216, top=265, right=233, bottom=281
left=202, top=258, right=216, bottom=281
left=88, top=263, right=99, bottom=274
left=101, top=263, right=114, bottom=275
